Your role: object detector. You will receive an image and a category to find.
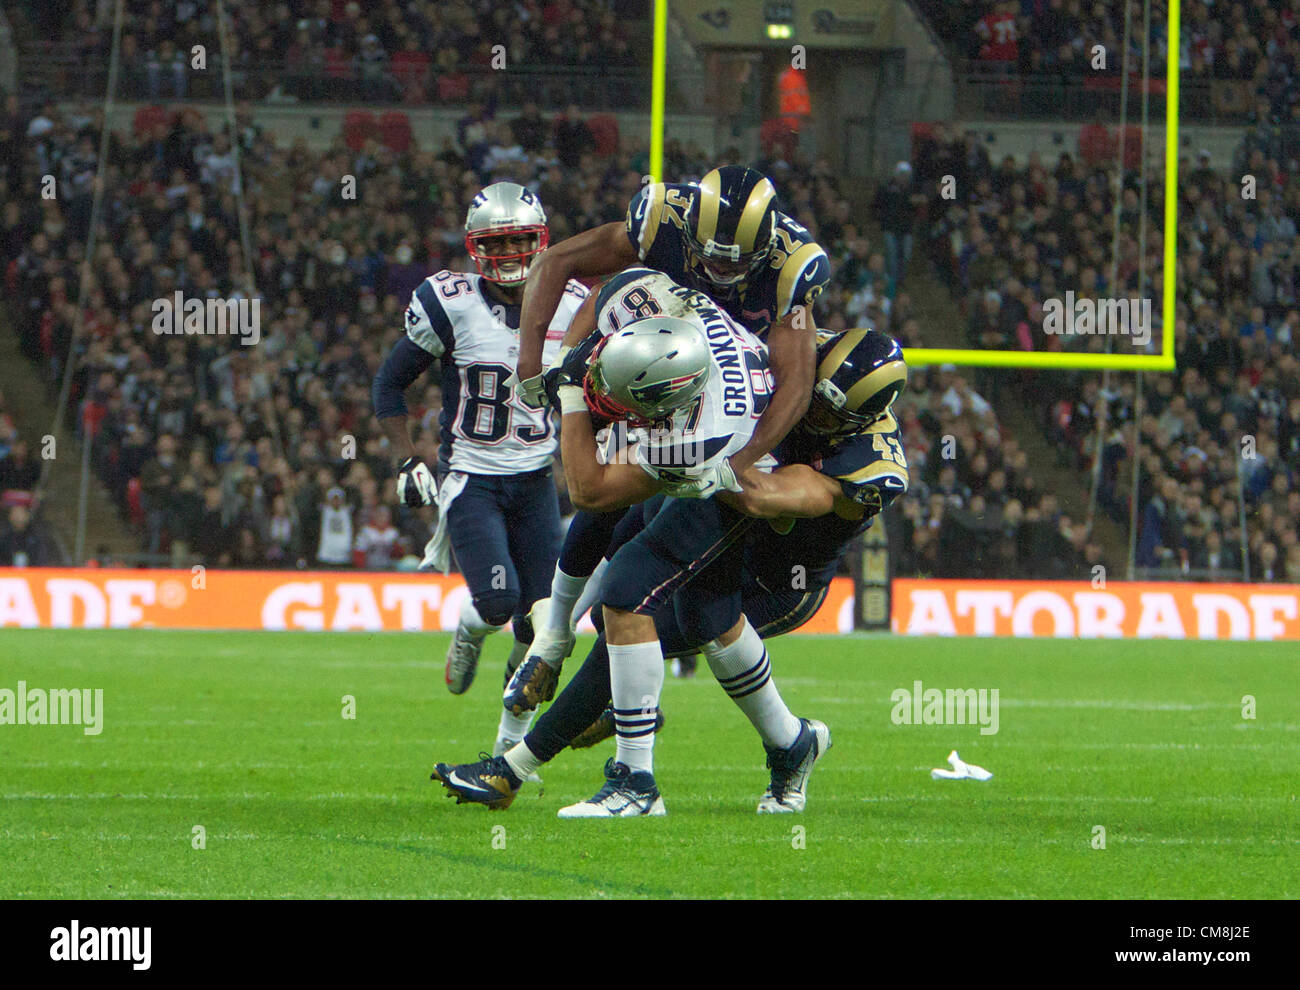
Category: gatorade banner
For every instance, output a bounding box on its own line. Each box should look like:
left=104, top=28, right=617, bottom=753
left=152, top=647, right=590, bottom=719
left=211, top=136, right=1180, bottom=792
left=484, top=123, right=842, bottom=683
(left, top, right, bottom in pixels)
left=0, top=569, right=856, bottom=634
left=892, top=579, right=1300, bottom=641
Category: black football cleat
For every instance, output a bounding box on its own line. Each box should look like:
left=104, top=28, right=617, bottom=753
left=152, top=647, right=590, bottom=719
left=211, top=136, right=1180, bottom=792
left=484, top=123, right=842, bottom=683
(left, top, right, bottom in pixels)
left=432, top=753, right=523, bottom=810
left=569, top=705, right=665, bottom=749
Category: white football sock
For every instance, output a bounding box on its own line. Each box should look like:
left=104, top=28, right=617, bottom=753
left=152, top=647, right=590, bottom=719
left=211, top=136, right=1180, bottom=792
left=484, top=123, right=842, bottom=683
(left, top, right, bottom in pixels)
left=504, top=740, right=543, bottom=780
left=609, top=639, right=665, bottom=774
left=494, top=708, right=536, bottom=754
left=705, top=619, right=800, bottom=750
left=546, top=568, right=588, bottom=633
left=571, top=558, right=609, bottom=628
left=459, top=598, right=499, bottom=640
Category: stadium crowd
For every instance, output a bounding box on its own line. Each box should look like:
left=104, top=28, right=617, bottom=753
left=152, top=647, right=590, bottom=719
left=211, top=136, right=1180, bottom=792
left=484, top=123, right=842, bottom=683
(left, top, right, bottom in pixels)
left=908, top=107, right=1300, bottom=582
left=918, top=0, right=1296, bottom=81
left=0, top=71, right=1078, bottom=579
left=8, top=0, right=648, bottom=106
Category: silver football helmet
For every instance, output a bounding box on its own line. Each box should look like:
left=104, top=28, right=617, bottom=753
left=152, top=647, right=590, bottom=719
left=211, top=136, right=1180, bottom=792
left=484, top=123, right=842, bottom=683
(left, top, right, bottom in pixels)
left=465, top=182, right=549, bottom=284
left=584, top=317, right=711, bottom=425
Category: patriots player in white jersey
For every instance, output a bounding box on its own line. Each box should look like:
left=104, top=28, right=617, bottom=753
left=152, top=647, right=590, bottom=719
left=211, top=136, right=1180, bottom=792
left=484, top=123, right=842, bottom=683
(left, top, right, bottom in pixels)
left=436, top=268, right=771, bottom=813
left=372, top=182, right=587, bottom=761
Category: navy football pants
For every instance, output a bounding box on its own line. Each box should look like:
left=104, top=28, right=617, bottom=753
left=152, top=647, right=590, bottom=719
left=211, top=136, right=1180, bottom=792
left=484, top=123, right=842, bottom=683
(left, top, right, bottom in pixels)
left=445, top=468, right=561, bottom=636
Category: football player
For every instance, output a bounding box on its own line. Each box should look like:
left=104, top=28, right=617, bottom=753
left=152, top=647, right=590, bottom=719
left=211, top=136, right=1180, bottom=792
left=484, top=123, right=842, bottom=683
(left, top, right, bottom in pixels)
left=433, top=330, right=910, bottom=815
left=371, top=181, right=588, bottom=760
left=512, top=167, right=830, bottom=682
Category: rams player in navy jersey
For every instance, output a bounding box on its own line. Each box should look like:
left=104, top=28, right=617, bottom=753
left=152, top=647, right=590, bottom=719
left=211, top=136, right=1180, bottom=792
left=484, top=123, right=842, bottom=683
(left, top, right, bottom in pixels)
left=433, top=330, right=910, bottom=815
left=515, top=165, right=829, bottom=475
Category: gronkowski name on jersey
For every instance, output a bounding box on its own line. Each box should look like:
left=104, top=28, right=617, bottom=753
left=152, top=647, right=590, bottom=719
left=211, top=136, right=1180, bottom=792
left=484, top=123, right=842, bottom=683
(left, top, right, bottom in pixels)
left=593, top=267, right=772, bottom=487
left=747, top=411, right=909, bottom=589
left=405, top=270, right=588, bottom=475
left=625, top=181, right=830, bottom=338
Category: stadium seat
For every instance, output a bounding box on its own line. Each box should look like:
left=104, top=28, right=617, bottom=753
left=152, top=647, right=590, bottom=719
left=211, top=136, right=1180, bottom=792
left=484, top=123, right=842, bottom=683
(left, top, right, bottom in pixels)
left=588, top=114, right=620, bottom=157
left=343, top=110, right=378, bottom=151
left=131, top=105, right=171, bottom=137
left=378, top=111, right=413, bottom=152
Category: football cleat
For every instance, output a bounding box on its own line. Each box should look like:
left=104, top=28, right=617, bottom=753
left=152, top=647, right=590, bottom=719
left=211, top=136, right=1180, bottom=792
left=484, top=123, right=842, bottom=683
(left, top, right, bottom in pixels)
left=444, top=625, right=485, bottom=695
left=557, top=758, right=666, bottom=818
left=502, top=597, right=575, bottom=714
left=492, top=736, right=542, bottom=788
left=569, top=705, right=665, bottom=749
left=757, top=718, right=832, bottom=814
left=502, top=655, right=560, bottom=716
left=529, top=597, right=577, bottom=663
left=432, top=753, right=522, bottom=810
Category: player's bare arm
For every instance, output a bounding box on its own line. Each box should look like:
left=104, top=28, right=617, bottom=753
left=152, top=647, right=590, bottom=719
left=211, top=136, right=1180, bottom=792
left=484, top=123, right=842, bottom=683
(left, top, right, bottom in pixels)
left=729, top=305, right=817, bottom=474
left=518, top=222, right=638, bottom=383
left=560, top=288, right=600, bottom=347
left=720, top=463, right=838, bottom=520
left=558, top=400, right=660, bottom=512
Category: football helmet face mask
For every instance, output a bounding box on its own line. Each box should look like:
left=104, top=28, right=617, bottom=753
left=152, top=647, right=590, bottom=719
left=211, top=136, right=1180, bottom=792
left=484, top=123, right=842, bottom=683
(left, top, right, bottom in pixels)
left=683, top=166, right=778, bottom=293
left=465, top=182, right=550, bottom=285
left=804, top=329, right=907, bottom=438
left=582, top=318, right=711, bottom=427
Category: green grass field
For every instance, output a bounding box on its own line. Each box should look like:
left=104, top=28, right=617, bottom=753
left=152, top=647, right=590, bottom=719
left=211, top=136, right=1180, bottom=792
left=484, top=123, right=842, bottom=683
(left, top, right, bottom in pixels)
left=0, top=630, right=1295, bottom=899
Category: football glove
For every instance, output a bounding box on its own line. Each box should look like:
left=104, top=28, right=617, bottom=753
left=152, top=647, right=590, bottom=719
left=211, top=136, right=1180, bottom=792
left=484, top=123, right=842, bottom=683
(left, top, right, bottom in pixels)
left=396, top=456, right=437, bottom=507
left=542, top=328, right=606, bottom=410
left=657, top=458, right=742, bottom=499
left=509, top=371, right=548, bottom=410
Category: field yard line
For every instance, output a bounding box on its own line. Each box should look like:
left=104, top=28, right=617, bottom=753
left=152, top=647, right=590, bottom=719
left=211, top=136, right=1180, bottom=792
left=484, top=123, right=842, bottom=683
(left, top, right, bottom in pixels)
left=336, top=836, right=681, bottom=898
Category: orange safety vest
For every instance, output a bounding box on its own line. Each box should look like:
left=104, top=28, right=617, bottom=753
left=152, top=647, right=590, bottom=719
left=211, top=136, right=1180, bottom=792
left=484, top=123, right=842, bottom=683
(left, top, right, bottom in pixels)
left=778, top=66, right=811, bottom=120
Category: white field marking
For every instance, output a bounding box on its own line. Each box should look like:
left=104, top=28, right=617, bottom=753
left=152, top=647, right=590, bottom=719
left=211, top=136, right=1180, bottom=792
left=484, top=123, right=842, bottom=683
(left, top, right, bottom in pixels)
left=997, top=699, right=1231, bottom=711
left=995, top=741, right=1293, bottom=750
left=866, top=835, right=1292, bottom=847
left=862, top=793, right=1298, bottom=803
left=9, top=761, right=406, bottom=769
left=810, top=697, right=1239, bottom=711
left=3, top=792, right=265, bottom=800
left=1, top=833, right=262, bottom=841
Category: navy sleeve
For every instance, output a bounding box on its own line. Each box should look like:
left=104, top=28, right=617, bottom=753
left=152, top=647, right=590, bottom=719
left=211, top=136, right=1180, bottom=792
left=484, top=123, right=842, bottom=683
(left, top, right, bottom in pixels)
left=372, top=336, right=436, bottom=419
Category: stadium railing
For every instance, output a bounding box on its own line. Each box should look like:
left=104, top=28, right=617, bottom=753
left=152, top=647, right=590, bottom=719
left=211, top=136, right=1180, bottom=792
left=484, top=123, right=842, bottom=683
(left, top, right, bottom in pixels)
left=951, top=63, right=1237, bottom=124
left=15, top=53, right=656, bottom=112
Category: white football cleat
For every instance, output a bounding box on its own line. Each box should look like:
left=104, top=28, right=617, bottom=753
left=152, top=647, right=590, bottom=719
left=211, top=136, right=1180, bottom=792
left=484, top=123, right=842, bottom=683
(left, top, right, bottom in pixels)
left=444, top=625, right=485, bottom=695
left=557, top=759, right=666, bottom=818
left=757, top=718, right=831, bottom=814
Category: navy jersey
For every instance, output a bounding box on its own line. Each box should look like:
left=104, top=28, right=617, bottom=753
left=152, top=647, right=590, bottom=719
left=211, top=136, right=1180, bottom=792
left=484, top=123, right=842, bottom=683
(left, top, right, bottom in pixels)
left=625, top=181, right=830, bottom=338
left=746, top=412, right=909, bottom=590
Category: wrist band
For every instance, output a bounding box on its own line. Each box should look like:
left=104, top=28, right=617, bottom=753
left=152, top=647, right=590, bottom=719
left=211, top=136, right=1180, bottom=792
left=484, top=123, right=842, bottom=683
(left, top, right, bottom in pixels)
left=558, top=385, right=587, bottom=415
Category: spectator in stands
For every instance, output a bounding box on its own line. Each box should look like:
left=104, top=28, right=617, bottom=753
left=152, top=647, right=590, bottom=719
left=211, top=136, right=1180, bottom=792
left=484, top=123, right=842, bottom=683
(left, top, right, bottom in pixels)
left=554, top=104, right=593, bottom=169
left=872, top=162, right=926, bottom=289
left=0, top=439, right=39, bottom=492
left=0, top=505, right=50, bottom=566
left=316, top=486, right=354, bottom=568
